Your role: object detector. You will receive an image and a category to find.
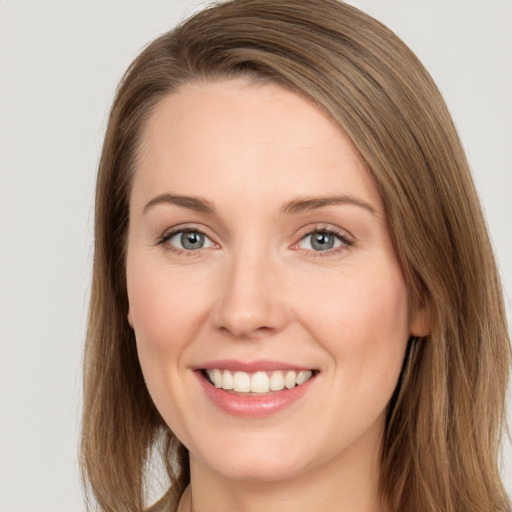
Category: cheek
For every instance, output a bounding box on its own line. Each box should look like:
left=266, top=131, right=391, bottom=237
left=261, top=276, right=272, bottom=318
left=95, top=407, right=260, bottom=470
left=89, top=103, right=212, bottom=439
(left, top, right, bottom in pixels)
left=127, top=254, right=210, bottom=354
left=294, top=261, right=410, bottom=442
left=125, top=251, right=210, bottom=433
left=126, top=259, right=200, bottom=410
left=296, top=259, right=410, bottom=376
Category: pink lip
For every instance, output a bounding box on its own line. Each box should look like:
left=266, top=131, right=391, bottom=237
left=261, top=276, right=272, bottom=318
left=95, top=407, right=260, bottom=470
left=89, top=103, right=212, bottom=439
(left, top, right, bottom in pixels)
left=195, top=359, right=313, bottom=373
left=195, top=367, right=317, bottom=418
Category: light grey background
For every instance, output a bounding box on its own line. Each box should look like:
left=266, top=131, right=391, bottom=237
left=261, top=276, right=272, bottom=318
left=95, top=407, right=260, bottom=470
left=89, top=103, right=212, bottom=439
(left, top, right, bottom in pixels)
left=0, top=1, right=510, bottom=510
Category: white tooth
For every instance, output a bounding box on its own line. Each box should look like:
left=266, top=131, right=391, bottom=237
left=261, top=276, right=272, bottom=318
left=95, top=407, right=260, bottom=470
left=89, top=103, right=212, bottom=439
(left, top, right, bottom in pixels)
left=284, top=370, right=297, bottom=389
left=222, top=370, right=234, bottom=390
left=206, top=369, right=215, bottom=383
left=269, top=371, right=285, bottom=391
left=213, top=369, right=223, bottom=388
left=296, top=370, right=312, bottom=385
left=233, top=371, right=251, bottom=392
left=251, top=372, right=270, bottom=393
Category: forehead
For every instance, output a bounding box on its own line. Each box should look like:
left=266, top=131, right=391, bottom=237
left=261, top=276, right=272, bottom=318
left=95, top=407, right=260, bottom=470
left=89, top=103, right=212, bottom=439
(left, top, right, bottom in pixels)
left=133, top=78, right=382, bottom=212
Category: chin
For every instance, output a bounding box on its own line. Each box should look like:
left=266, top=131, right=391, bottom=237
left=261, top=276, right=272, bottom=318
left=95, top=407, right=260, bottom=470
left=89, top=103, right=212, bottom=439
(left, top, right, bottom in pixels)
left=212, top=459, right=305, bottom=483
left=191, top=437, right=316, bottom=483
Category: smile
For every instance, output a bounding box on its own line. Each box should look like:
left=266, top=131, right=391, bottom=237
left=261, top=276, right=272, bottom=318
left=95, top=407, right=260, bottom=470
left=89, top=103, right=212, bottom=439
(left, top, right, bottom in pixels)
left=204, top=369, right=314, bottom=394
left=195, top=362, right=319, bottom=417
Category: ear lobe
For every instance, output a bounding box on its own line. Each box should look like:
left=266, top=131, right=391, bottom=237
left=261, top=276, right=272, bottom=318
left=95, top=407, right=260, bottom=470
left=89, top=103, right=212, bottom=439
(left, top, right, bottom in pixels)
left=409, top=303, right=431, bottom=337
left=127, top=309, right=134, bottom=329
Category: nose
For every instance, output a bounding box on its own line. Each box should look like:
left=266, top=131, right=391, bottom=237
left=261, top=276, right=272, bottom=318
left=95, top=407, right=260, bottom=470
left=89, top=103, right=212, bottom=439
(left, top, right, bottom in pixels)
left=212, top=249, right=289, bottom=339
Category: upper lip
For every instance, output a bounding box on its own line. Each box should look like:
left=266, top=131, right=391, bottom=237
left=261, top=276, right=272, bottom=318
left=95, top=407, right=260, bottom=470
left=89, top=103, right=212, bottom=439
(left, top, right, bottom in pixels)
left=194, top=359, right=315, bottom=373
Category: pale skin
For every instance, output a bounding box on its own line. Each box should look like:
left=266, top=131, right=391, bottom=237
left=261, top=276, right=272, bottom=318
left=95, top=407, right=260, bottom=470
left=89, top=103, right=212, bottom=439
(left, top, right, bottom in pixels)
left=126, top=78, right=429, bottom=512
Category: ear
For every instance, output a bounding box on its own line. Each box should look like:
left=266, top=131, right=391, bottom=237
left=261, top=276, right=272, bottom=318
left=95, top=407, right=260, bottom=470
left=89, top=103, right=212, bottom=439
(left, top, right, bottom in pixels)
left=409, top=302, right=431, bottom=337
left=127, top=308, right=134, bottom=329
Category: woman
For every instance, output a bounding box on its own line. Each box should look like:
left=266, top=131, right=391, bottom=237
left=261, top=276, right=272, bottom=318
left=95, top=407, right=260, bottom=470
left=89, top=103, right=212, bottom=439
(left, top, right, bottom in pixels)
left=80, top=1, right=511, bottom=511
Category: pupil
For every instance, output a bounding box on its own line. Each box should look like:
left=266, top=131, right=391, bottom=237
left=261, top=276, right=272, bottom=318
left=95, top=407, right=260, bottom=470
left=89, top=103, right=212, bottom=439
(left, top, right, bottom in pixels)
left=311, top=232, right=334, bottom=251
left=181, top=231, right=204, bottom=250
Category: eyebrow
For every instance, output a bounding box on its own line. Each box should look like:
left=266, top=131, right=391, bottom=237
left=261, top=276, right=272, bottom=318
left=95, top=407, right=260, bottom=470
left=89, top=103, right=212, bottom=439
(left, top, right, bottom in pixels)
left=142, top=193, right=377, bottom=216
left=281, top=195, right=377, bottom=215
left=143, top=194, right=215, bottom=214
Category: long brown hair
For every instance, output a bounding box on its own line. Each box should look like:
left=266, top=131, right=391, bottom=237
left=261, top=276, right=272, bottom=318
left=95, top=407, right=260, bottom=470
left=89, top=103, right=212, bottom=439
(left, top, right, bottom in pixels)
left=81, top=1, right=511, bottom=511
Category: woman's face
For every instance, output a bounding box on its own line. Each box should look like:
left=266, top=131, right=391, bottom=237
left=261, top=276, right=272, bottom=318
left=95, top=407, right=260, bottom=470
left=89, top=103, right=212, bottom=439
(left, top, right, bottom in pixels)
left=126, top=79, right=426, bottom=484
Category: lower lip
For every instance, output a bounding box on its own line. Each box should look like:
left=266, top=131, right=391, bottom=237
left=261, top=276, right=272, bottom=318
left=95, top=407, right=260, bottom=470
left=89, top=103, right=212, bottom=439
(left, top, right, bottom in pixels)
left=196, top=371, right=316, bottom=418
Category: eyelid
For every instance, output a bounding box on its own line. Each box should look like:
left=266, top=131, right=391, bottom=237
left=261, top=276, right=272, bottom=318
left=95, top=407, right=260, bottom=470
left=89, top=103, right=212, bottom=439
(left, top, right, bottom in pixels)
left=156, top=224, right=220, bottom=252
left=155, top=222, right=354, bottom=256
left=291, top=224, right=355, bottom=255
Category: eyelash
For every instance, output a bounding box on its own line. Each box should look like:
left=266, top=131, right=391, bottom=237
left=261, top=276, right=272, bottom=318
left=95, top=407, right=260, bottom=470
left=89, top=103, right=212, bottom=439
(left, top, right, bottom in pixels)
left=156, top=224, right=354, bottom=257
left=156, top=224, right=214, bottom=256
left=295, top=226, right=354, bottom=257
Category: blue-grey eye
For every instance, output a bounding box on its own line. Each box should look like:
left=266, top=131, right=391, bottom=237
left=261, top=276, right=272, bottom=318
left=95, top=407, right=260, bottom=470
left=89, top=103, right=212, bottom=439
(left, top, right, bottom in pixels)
left=299, top=231, right=343, bottom=251
left=181, top=231, right=204, bottom=250
left=167, top=230, right=214, bottom=251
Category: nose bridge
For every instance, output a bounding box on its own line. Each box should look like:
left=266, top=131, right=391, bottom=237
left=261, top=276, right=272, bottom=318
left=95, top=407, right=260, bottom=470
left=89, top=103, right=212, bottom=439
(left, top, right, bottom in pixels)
left=212, top=242, right=287, bottom=338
